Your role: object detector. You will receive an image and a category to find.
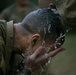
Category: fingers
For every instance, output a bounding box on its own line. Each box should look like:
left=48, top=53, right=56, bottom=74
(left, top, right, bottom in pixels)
left=25, top=46, right=46, bottom=69
left=35, top=47, right=65, bottom=65
left=25, top=46, right=65, bottom=71
left=48, top=47, right=65, bottom=57
left=35, top=53, right=48, bottom=64
left=30, top=45, right=65, bottom=63
left=29, top=43, right=62, bottom=60
left=29, top=46, right=46, bottom=60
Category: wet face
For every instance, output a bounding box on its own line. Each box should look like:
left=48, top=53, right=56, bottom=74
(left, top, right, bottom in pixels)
left=14, top=23, right=59, bottom=56
left=14, top=25, right=61, bottom=56
left=15, top=33, right=54, bottom=56
left=21, top=35, right=56, bottom=56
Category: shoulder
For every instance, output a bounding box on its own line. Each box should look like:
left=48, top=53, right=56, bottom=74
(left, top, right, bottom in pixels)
left=0, top=20, right=6, bottom=28
left=0, top=20, right=6, bottom=25
left=54, top=0, right=65, bottom=7
left=0, top=20, right=6, bottom=43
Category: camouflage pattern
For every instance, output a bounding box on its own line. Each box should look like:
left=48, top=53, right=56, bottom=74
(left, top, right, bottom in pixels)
left=0, top=20, right=30, bottom=75
left=0, top=20, right=6, bottom=75
left=0, top=2, right=38, bottom=23
left=54, top=0, right=76, bottom=27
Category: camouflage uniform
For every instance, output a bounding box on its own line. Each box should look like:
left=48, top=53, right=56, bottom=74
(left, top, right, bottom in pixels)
left=54, top=0, right=76, bottom=27
left=0, top=2, right=38, bottom=23
left=0, top=2, right=38, bottom=75
left=0, top=20, right=31, bottom=75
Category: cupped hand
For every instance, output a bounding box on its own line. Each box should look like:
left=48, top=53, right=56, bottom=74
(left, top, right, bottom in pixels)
left=24, top=45, right=65, bottom=71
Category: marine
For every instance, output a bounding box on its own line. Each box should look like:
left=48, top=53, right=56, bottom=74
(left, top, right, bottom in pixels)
left=0, top=8, right=65, bottom=75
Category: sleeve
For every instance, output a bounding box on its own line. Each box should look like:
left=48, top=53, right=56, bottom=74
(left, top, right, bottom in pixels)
left=63, top=0, right=76, bottom=27
left=0, top=21, right=6, bottom=75
left=0, top=36, right=6, bottom=75
left=54, top=0, right=76, bottom=27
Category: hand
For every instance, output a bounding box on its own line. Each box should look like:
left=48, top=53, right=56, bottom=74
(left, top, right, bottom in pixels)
left=24, top=46, right=65, bottom=71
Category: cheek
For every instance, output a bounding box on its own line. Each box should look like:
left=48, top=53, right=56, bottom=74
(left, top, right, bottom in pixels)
left=25, top=44, right=42, bottom=56
left=18, top=39, right=28, bottom=50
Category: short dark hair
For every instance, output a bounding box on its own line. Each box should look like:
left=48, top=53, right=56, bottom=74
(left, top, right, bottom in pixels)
left=21, top=7, right=65, bottom=44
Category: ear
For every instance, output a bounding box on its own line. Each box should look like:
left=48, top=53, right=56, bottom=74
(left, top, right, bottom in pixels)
left=30, top=34, right=41, bottom=47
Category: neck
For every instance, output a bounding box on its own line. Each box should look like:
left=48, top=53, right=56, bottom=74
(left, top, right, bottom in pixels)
left=13, top=24, right=22, bottom=54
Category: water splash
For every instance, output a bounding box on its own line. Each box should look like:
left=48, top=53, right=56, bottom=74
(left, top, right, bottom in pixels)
left=42, top=27, right=46, bottom=45
left=54, top=28, right=72, bottom=49
left=48, top=24, right=51, bottom=33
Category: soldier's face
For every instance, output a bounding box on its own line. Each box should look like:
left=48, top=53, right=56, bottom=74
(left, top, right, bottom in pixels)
left=17, top=34, right=56, bottom=57
left=14, top=24, right=58, bottom=56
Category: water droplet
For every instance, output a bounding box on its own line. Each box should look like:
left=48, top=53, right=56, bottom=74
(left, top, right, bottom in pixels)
left=54, top=44, right=57, bottom=49
left=44, top=27, right=46, bottom=34
left=48, top=60, right=51, bottom=64
left=48, top=24, right=51, bottom=33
